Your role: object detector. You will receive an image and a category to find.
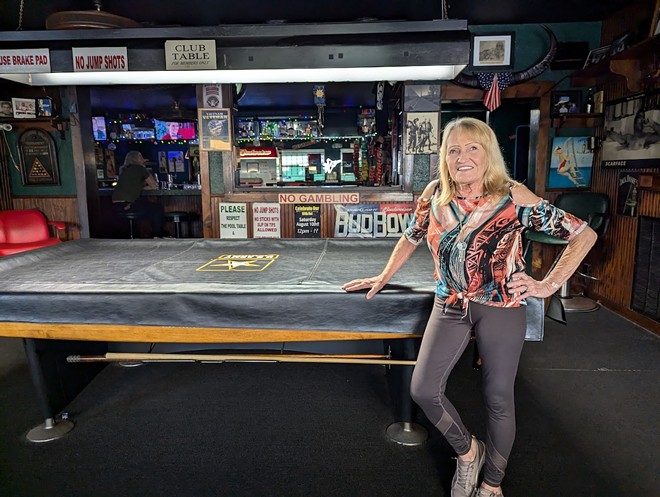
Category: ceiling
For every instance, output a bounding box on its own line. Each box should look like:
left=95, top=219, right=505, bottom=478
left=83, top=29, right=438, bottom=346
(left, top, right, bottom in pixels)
left=0, top=0, right=635, bottom=31
left=0, top=0, right=640, bottom=113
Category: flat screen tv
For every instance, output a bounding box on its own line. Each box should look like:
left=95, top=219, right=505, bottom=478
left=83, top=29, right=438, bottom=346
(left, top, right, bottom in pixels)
left=155, top=120, right=196, bottom=140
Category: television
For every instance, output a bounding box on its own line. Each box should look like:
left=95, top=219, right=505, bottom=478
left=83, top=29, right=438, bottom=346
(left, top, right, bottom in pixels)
left=91, top=116, right=107, bottom=140
left=154, top=120, right=196, bottom=140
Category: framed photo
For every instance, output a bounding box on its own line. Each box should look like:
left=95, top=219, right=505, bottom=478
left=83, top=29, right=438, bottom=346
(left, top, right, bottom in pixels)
left=602, top=90, right=660, bottom=168
left=469, top=33, right=514, bottom=71
left=36, top=98, right=52, bottom=117
left=551, top=90, right=582, bottom=116
left=0, top=100, right=13, bottom=118
left=404, top=112, right=438, bottom=155
left=583, top=45, right=611, bottom=68
left=404, top=84, right=441, bottom=112
left=199, top=108, right=231, bottom=151
left=547, top=136, right=593, bottom=190
left=12, top=97, right=36, bottom=119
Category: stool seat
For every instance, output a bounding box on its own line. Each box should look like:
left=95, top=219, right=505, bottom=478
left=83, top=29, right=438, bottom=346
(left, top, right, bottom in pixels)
left=164, top=211, right=189, bottom=238
left=117, top=210, right=145, bottom=239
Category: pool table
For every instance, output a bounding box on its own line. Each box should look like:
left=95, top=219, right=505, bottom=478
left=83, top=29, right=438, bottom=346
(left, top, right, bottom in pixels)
left=0, top=238, right=436, bottom=443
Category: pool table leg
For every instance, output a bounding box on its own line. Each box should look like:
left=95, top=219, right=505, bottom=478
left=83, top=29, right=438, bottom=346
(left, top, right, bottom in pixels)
left=22, top=338, right=107, bottom=443
left=384, top=337, right=428, bottom=446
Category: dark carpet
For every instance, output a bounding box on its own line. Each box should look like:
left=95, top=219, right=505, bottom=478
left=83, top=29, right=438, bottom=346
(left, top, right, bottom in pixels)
left=0, top=307, right=658, bottom=497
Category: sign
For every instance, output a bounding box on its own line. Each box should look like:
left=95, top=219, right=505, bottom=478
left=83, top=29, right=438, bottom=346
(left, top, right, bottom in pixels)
left=616, top=172, right=639, bottom=217
left=199, top=108, right=231, bottom=151
left=202, top=84, right=221, bottom=107
left=252, top=203, right=281, bottom=238
left=278, top=192, right=359, bottom=204
left=0, top=49, right=50, bottom=73
left=294, top=204, right=321, bottom=238
left=72, top=47, right=128, bottom=72
left=334, top=203, right=414, bottom=238
left=219, top=203, right=248, bottom=239
left=239, top=147, right=279, bottom=159
left=18, top=128, right=60, bottom=186
left=165, top=40, right=216, bottom=70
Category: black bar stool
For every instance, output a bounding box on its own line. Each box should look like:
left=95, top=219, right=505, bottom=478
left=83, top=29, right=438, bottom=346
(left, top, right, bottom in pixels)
left=117, top=210, right=145, bottom=239
left=165, top=211, right=189, bottom=238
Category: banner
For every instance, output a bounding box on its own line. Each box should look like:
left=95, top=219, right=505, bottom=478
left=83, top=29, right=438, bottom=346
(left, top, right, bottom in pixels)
left=334, top=203, right=414, bottom=238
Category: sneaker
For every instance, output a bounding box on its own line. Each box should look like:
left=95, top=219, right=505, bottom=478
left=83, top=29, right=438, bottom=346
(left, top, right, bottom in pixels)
left=451, top=436, right=486, bottom=497
left=475, top=487, right=503, bottom=497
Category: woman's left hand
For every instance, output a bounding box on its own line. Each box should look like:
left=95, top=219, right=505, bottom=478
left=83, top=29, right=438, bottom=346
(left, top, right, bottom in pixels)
left=507, top=271, right=555, bottom=302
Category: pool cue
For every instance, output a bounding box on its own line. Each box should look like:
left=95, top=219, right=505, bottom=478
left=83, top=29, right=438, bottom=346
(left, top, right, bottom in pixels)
left=68, top=352, right=417, bottom=366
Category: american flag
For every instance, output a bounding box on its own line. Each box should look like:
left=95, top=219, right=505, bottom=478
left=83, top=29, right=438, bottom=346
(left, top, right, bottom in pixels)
left=478, top=72, right=512, bottom=112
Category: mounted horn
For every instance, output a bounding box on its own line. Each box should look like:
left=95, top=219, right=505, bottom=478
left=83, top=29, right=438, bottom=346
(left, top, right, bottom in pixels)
left=453, top=26, right=558, bottom=89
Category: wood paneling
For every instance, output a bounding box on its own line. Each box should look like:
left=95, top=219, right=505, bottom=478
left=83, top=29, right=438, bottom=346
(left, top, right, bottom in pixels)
left=12, top=196, right=80, bottom=240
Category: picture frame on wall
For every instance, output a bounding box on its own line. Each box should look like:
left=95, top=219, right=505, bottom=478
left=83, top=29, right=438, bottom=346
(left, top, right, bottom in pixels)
left=404, top=112, right=438, bottom=155
left=199, top=108, right=231, bottom=151
left=17, top=128, right=61, bottom=186
left=469, top=33, right=514, bottom=71
left=550, top=90, right=582, bottom=116
left=546, top=136, right=593, bottom=190
left=12, top=97, right=36, bottom=119
left=583, top=45, right=611, bottom=68
left=601, top=90, right=660, bottom=168
left=0, top=100, right=13, bottom=118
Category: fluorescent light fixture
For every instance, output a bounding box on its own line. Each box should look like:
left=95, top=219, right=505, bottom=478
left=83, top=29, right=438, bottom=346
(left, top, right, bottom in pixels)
left=0, top=65, right=466, bottom=86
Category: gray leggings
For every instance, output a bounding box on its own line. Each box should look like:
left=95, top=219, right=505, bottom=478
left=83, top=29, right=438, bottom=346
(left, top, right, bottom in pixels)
left=410, top=297, right=526, bottom=487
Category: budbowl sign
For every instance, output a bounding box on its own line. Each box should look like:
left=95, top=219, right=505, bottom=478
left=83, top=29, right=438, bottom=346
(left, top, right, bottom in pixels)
left=334, top=203, right=414, bottom=238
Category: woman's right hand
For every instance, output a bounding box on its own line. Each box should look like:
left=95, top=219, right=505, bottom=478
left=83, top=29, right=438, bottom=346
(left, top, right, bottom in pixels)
left=341, top=275, right=388, bottom=300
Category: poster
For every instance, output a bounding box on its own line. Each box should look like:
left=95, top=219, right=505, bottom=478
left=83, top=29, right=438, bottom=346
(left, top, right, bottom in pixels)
left=334, top=203, right=414, bottom=238
left=404, top=112, right=438, bottom=154
left=546, top=136, right=592, bottom=189
left=404, top=84, right=441, bottom=112
left=252, top=202, right=280, bottom=238
left=199, top=108, right=231, bottom=151
left=294, top=204, right=321, bottom=238
left=616, top=172, right=639, bottom=217
left=602, top=90, right=660, bottom=168
left=219, top=203, right=247, bottom=239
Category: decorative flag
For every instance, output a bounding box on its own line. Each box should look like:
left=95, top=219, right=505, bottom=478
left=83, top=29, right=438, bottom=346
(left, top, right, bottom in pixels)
left=478, top=72, right=512, bottom=112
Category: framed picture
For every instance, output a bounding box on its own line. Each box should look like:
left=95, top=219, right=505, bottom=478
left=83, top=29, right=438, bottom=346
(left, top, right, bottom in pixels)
left=583, top=45, right=611, bottom=68
left=404, top=112, right=438, bottom=155
left=404, top=84, right=441, bottom=112
left=469, top=33, right=514, bottom=71
left=546, top=136, right=593, bottom=190
left=0, top=100, right=13, bottom=118
left=601, top=90, right=660, bottom=168
left=17, top=128, right=61, bottom=186
left=12, top=97, right=36, bottom=119
left=551, top=90, right=582, bottom=116
left=36, top=98, right=52, bottom=117
left=199, top=108, right=231, bottom=151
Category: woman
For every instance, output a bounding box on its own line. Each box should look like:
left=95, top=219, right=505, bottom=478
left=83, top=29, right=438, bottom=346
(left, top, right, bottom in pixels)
left=161, top=121, right=180, bottom=140
left=112, top=151, right=165, bottom=238
left=342, top=117, right=596, bottom=497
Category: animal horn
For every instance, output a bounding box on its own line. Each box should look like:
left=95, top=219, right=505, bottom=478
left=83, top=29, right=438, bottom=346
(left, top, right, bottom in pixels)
left=452, top=26, right=557, bottom=88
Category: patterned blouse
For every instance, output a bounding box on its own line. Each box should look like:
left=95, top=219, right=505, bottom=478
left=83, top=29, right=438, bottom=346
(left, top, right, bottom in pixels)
left=403, top=184, right=587, bottom=308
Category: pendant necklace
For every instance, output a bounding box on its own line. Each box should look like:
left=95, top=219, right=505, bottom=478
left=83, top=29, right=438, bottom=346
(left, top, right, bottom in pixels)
left=452, top=196, right=485, bottom=263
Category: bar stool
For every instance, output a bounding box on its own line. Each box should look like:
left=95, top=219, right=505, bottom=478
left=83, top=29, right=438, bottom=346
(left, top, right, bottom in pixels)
left=117, top=210, right=145, bottom=239
left=165, top=211, right=189, bottom=238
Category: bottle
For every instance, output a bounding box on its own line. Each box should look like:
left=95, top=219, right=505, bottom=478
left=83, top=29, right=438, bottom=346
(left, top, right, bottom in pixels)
left=585, top=88, right=595, bottom=114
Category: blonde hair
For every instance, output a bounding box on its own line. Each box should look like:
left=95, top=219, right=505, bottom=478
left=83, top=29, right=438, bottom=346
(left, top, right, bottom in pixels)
left=437, top=117, right=518, bottom=205
left=122, top=151, right=146, bottom=167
